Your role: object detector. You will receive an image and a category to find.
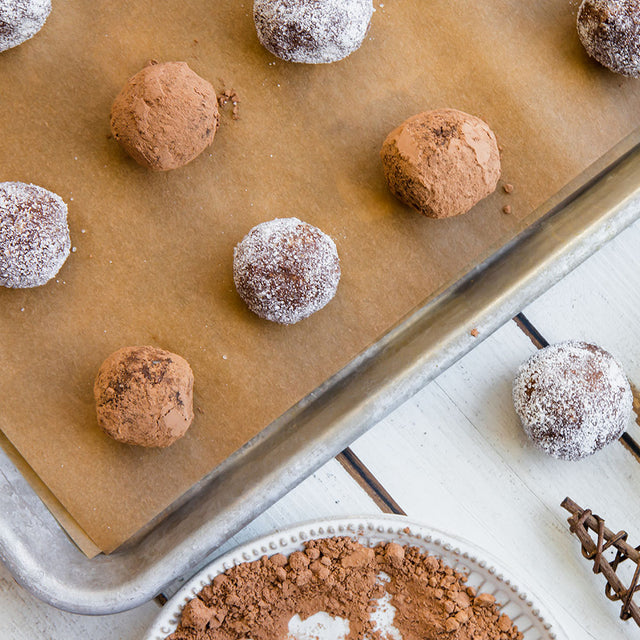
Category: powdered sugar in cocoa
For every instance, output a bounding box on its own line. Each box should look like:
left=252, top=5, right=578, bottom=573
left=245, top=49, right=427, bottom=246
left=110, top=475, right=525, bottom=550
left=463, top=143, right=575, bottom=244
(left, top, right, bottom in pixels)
left=166, top=537, right=523, bottom=640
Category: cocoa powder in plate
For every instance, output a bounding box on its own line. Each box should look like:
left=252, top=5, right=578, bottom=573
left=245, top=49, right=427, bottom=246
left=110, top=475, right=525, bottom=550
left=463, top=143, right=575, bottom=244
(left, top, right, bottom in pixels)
left=166, top=537, right=523, bottom=640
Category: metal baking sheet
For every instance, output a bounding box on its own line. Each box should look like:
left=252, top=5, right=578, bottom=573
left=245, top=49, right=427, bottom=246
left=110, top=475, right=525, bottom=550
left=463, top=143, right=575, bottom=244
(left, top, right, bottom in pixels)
left=5, top=0, right=640, bottom=556
left=2, top=132, right=640, bottom=613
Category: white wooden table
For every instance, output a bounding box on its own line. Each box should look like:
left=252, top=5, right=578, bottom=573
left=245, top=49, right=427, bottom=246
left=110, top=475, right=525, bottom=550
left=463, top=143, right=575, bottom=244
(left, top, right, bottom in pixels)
left=2, top=219, right=640, bottom=639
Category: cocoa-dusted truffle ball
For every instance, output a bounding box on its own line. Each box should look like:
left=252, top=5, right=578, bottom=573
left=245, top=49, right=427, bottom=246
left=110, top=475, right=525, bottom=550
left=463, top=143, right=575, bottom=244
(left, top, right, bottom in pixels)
left=577, top=0, right=640, bottom=77
left=253, top=0, right=373, bottom=64
left=233, top=217, right=340, bottom=324
left=0, top=181, right=70, bottom=288
left=381, top=109, right=501, bottom=219
left=94, top=346, right=195, bottom=448
left=513, top=341, right=632, bottom=461
left=110, top=61, right=219, bottom=171
left=0, top=0, right=51, bottom=52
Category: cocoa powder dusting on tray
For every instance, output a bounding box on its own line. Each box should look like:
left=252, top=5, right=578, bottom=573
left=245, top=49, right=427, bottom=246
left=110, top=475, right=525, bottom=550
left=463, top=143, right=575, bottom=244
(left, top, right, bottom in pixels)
left=167, top=537, right=523, bottom=640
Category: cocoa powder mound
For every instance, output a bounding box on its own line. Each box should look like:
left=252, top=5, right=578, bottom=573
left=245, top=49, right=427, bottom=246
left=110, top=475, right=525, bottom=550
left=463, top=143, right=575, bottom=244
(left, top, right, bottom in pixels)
left=166, top=537, right=524, bottom=640
left=375, top=543, right=523, bottom=640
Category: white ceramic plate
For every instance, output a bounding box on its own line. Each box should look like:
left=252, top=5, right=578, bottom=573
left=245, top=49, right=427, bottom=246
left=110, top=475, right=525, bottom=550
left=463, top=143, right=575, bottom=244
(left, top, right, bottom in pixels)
left=144, top=515, right=567, bottom=640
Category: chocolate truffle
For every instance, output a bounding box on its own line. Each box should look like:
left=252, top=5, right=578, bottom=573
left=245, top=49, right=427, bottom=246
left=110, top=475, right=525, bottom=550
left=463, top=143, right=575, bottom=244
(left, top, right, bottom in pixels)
left=233, top=217, right=340, bottom=324
left=253, top=0, right=373, bottom=64
left=94, top=346, right=195, bottom=448
left=0, top=0, right=51, bottom=52
left=577, top=0, right=640, bottom=77
left=110, top=61, right=219, bottom=171
left=512, top=341, right=632, bottom=461
left=380, top=109, right=501, bottom=219
left=0, top=181, right=70, bottom=288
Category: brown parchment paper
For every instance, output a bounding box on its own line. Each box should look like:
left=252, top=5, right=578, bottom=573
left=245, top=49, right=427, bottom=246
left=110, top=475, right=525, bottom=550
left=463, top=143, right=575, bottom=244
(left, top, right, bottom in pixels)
left=0, top=433, right=101, bottom=558
left=2, top=0, right=640, bottom=554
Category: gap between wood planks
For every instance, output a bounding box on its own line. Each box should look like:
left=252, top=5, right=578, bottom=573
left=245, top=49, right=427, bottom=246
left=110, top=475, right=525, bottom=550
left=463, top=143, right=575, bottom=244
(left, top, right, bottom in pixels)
left=513, top=312, right=640, bottom=462
left=336, top=449, right=406, bottom=516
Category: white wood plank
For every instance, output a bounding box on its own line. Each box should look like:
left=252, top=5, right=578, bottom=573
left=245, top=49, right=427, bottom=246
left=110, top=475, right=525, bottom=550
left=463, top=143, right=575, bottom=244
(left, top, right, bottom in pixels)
left=0, top=458, right=380, bottom=640
left=0, top=561, right=160, bottom=640
left=350, top=319, right=640, bottom=639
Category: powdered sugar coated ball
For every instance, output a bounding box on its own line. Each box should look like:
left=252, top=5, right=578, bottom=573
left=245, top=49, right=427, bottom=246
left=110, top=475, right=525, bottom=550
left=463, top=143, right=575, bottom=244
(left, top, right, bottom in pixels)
left=253, top=0, right=373, bottom=64
left=0, top=181, right=70, bottom=288
left=233, top=217, right=340, bottom=324
left=577, top=0, right=640, bottom=77
left=0, top=0, right=51, bottom=52
left=513, top=341, right=632, bottom=461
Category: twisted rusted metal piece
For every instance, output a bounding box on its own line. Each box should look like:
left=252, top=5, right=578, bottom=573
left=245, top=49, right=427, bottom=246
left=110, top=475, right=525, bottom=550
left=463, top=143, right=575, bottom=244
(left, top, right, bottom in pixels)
left=562, top=497, right=640, bottom=625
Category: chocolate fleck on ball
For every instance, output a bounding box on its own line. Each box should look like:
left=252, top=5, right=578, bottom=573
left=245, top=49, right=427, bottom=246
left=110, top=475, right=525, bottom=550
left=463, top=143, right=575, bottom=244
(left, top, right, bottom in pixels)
left=380, top=109, right=501, bottom=219
left=233, top=217, right=341, bottom=324
left=94, top=346, right=195, bottom=448
left=253, top=0, right=373, bottom=64
left=110, top=61, right=219, bottom=171
left=0, top=181, right=70, bottom=288
left=0, top=0, right=51, bottom=52
left=577, top=0, right=640, bottom=77
left=512, top=341, right=632, bottom=461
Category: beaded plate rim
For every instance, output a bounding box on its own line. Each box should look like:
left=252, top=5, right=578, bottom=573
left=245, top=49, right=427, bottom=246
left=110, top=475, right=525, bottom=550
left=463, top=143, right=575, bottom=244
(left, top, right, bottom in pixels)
left=143, top=515, right=567, bottom=640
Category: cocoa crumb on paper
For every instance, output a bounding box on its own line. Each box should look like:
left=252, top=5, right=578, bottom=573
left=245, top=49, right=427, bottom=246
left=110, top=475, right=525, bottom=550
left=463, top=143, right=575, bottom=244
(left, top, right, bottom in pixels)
left=503, top=183, right=514, bottom=194
left=218, top=89, right=240, bottom=120
left=502, top=205, right=512, bottom=215
left=167, top=537, right=523, bottom=640
left=471, top=328, right=479, bottom=337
